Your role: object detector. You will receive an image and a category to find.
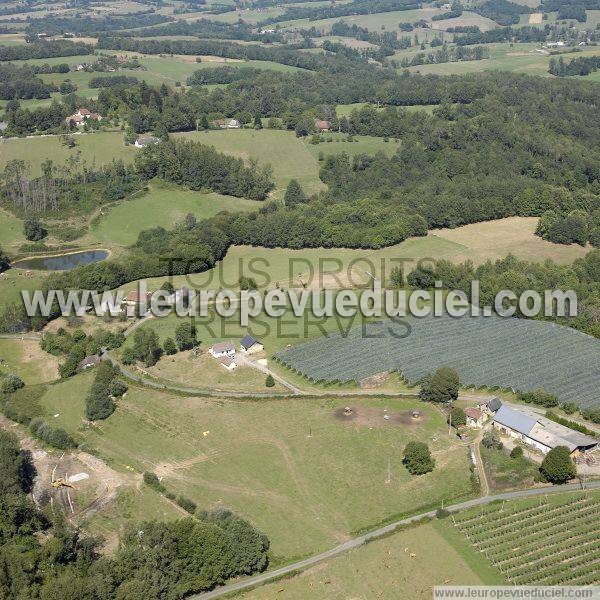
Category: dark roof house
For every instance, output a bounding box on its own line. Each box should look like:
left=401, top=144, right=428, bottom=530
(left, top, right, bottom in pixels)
left=241, top=335, right=260, bottom=351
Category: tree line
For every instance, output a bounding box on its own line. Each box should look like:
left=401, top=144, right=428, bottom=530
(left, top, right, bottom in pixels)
left=257, top=0, right=421, bottom=26
left=549, top=54, right=600, bottom=76
left=0, top=40, right=93, bottom=61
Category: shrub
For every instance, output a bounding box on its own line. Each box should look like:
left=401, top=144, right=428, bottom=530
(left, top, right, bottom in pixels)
left=265, top=374, right=275, bottom=387
left=448, top=406, right=466, bottom=428
left=517, top=388, right=559, bottom=408
left=482, top=429, right=503, bottom=450
left=163, top=337, right=177, bottom=355
left=561, top=402, right=578, bottom=415
left=176, top=495, right=197, bottom=514
left=1, top=374, right=24, bottom=393
left=143, top=471, right=165, bottom=493
left=510, top=446, right=524, bottom=459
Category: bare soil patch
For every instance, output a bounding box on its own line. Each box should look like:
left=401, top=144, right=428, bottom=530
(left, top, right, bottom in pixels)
left=529, top=12, right=543, bottom=23
left=333, top=405, right=427, bottom=427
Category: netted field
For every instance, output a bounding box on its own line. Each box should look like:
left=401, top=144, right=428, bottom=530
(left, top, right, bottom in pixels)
left=274, top=315, right=600, bottom=409
left=453, top=493, right=600, bottom=586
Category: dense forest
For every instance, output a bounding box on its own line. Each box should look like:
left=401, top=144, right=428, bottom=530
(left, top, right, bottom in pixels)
left=0, top=40, right=93, bottom=61
left=0, top=428, right=269, bottom=599
left=421, top=251, right=600, bottom=338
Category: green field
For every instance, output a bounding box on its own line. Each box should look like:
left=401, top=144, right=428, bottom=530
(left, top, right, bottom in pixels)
left=113, top=216, right=587, bottom=297
left=91, top=181, right=261, bottom=247
left=400, top=43, right=600, bottom=77
left=242, top=519, right=504, bottom=599
left=454, top=492, right=600, bottom=585
left=37, top=378, right=474, bottom=560
left=0, top=131, right=132, bottom=176
left=174, top=129, right=326, bottom=200
left=0, top=208, right=26, bottom=252
left=0, top=53, right=306, bottom=111
left=0, top=338, right=58, bottom=384
left=280, top=8, right=445, bottom=33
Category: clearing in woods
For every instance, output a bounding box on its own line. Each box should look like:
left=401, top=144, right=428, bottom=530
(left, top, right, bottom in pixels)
left=36, top=380, right=475, bottom=561
left=529, top=12, right=543, bottom=23
left=91, top=181, right=260, bottom=247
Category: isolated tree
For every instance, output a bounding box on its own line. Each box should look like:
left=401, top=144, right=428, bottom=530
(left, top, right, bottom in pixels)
left=540, top=446, right=576, bottom=484
left=23, top=217, right=47, bottom=242
left=132, top=328, right=162, bottom=366
left=175, top=322, right=197, bottom=351
left=265, top=374, right=275, bottom=387
left=284, top=179, right=307, bottom=208
left=403, top=441, right=435, bottom=475
left=448, top=406, right=466, bottom=428
left=419, top=366, right=459, bottom=403
left=163, top=337, right=177, bottom=355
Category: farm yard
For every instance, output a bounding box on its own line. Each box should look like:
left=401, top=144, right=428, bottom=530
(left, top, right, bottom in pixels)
left=275, top=315, right=600, bottom=409
left=454, top=492, right=600, bottom=586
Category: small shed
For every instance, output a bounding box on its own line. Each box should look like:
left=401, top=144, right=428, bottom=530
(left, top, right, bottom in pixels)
left=79, top=355, right=101, bottom=370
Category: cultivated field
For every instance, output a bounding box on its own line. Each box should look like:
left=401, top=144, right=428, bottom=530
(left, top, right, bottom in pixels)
left=37, top=381, right=475, bottom=560
left=242, top=520, right=504, bottom=599
left=454, top=492, right=600, bottom=585
left=275, top=315, right=600, bottom=409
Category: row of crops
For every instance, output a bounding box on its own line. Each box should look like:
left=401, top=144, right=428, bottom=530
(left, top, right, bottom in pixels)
left=453, top=493, right=600, bottom=585
left=274, top=314, right=600, bottom=408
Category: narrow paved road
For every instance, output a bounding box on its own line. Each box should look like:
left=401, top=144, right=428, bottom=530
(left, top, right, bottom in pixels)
left=190, top=481, right=600, bottom=599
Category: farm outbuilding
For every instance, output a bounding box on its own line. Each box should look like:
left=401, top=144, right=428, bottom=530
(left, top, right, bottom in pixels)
left=493, top=405, right=597, bottom=457
left=465, top=407, right=485, bottom=428
left=240, top=335, right=263, bottom=354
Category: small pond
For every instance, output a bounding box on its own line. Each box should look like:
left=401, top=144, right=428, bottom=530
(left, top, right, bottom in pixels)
left=11, top=249, right=109, bottom=271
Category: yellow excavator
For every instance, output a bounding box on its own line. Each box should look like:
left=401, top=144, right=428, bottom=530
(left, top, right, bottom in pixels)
left=51, top=478, right=75, bottom=490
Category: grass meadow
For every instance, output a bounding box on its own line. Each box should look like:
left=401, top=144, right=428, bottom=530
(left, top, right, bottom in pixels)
left=91, top=181, right=261, bottom=247
left=241, top=520, right=504, bottom=599
left=37, top=377, right=475, bottom=560
left=0, top=338, right=59, bottom=384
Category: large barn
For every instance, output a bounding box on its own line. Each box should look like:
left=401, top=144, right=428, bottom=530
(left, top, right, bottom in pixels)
left=493, top=405, right=597, bottom=457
